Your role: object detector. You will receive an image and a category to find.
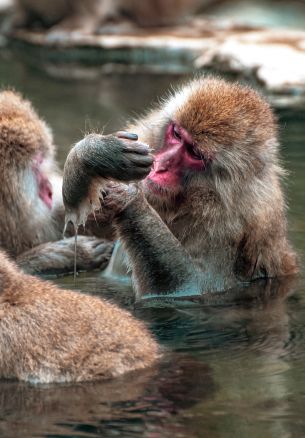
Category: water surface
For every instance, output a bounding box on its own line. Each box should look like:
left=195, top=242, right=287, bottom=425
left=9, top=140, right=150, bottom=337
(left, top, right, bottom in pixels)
left=0, top=52, right=304, bottom=438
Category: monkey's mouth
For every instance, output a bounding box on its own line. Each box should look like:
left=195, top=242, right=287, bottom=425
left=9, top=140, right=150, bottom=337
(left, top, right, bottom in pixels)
left=143, top=177, right=180, bottom=198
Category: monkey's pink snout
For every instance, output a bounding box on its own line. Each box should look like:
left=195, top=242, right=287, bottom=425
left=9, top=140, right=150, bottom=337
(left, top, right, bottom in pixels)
left=152, top=159, right=169, bottom=174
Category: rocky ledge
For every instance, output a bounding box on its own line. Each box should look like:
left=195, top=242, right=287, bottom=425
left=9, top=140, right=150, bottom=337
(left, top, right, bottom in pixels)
left=6, top=16, right=305, bottom=102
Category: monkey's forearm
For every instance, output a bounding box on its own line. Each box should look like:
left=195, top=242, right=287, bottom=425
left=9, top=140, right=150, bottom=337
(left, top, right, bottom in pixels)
left=114, top=196, right=202, bottom=298
left=54, top=198, right=116, bottom=240
left=16, top=237, right=114, bottom=275
left=81, top=211, right=116, bottom=240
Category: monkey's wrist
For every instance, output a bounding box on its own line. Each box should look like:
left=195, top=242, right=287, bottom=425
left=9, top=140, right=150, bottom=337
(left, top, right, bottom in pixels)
left=114, top=188, right=148, bottom=223
left=101, top=183, right=143, bottom=219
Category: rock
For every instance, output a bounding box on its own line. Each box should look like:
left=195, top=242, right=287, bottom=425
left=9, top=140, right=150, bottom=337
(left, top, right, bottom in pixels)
left=0, top=0, right=12, bottom=13
left=6, top=15, right=305, bottom=98
left=195, top=29, right=305, bottom=93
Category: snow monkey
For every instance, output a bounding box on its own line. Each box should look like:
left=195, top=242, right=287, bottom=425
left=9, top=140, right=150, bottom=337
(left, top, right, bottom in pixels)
left=0, top=249, right=159, bottom=383
left=12, top=0, right=202, bottom=33
left=0, top=90, right=113, bottom=275
left=63, top=77, right=298, bottom=298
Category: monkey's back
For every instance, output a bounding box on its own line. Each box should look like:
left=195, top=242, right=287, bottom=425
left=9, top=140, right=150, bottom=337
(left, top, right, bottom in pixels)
left=0, top=255, right=159, bottom=383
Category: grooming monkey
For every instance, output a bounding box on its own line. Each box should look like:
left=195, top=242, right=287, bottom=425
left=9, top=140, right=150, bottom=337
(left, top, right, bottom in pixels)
left=63, top=77, right=298, bottom=298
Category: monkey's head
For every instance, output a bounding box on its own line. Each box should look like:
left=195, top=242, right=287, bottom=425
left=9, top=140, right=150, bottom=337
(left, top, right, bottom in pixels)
left=0, top=91, right=59, bottom=255
left=143, top=78, right=279, bottom=211
left=0, top=90, right=56, bottom=211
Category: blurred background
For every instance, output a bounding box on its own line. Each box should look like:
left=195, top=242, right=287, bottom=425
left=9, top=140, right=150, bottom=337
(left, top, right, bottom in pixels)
left=0, top=2, right=305, bottom=438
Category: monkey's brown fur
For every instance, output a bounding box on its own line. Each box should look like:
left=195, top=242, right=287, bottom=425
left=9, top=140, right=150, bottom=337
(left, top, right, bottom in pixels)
left=60, top=77, right=297, bottom=296
left=122, top=0, right=201, bottom=27
left=133, top=78, right=298, bottom=286
left=0, top=90, right=113, bottom=275
left=0, top=250, right=159, bottom=383
left=72, top=77, right=294, bottom=296
left=0, top=90, right=53, bottom=165
left=0, top=90, right=59, bottom=258
left=13, top=0, right=201, bottom=33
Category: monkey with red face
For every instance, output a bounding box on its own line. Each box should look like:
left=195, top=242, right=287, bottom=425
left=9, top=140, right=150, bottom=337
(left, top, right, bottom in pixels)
left=63, top=77, right=298, bottom=298
left=0, top=90, right=114, bottom=275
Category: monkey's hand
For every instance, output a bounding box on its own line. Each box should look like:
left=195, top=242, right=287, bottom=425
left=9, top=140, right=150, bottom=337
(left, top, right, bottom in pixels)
left=66, top=131, right=153, bottom=183
left=16, top=236, right=114, bottom=276
left=101, top=182, right=142, bottom=217
left=63, top=132, right=153, bottom=228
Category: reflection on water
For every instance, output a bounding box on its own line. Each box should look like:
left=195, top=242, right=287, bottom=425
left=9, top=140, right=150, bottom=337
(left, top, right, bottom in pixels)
left=0, top=51, right=305, bottom=438
left=0, top=358, right=215, bottom=437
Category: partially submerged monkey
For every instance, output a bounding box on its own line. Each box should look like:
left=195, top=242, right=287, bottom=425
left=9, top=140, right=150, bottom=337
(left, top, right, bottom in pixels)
left=0, top=90, right=113, bottom=275
left=63, top=77, right=298, bottom=298
left=0, top=249, right=159, bottom=383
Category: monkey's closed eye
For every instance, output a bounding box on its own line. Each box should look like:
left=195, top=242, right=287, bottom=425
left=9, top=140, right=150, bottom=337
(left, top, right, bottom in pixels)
left=173, top=124, right=182, bottom=141
left=185, top=142, right=204, bottom=161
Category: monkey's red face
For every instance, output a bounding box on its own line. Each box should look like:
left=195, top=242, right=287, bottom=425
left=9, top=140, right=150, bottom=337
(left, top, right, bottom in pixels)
left=32, top=154, right=53, bottom=210
left=145, top=122, right=208, bottom=197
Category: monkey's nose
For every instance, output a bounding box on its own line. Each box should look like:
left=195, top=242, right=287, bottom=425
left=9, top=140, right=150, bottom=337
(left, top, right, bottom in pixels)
left=159, top=165, right=170, bottom=174
left=153, top=156, right=174, bottom=173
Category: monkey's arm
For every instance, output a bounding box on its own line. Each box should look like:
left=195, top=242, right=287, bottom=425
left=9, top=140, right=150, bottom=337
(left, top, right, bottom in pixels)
left=16, top=236, right=114, bottom=276
left=102, top=185, right=204, bottom=298
left=63, top=132, right=153, bottom=229
left=62, top=133, right=204, bottom=297
left=53, top=202, right=116, bottom=240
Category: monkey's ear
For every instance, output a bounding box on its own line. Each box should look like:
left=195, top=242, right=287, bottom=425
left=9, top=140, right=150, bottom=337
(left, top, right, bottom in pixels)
left=234, top=233, right=267, bottom=281
left=0, top=91, right=53, bottom=166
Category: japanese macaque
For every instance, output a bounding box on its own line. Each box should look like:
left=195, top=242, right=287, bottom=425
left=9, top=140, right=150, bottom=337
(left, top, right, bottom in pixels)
left=0, top=249, right=159, bottom=383
left=12, top=0, right=202, bottom=34
left=0, top=90, right=113, bottom=275
left=63, top=77, right=298, bottom=298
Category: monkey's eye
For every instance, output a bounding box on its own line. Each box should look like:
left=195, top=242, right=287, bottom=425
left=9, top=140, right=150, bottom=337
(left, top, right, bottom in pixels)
left=173, top=124, right=182, bottom=141
left=185, top=142, right=203, bottom=161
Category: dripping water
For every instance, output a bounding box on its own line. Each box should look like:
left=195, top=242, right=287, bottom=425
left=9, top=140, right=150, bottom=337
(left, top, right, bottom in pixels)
left=63, top=215, right=80, bottom=282
left=73, top=227, right=78, bottom=282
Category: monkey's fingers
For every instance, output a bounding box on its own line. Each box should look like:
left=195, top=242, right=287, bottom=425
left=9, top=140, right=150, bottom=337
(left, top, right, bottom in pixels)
left=127, top=153, right=154, bottom=168
left=123, top=142, right=152, bottom=155
left=116, top=131, right=138, bottom=141
left=130, top=167, right=152, bottom=178
left=117, top=165, right=152, bottom=181
left=120, top=171, right=151, bottom=181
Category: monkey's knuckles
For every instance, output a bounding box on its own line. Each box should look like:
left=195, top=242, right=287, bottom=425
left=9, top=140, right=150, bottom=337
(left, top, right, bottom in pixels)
left=77, top=238, right=114, bottom=270
left=93, top=243, right=114, bottom=269
left=121, top=151, right=153, bottom=180
left=119, top=137, right=151, bottom=155
left=101, top=183, right=141, bottom=216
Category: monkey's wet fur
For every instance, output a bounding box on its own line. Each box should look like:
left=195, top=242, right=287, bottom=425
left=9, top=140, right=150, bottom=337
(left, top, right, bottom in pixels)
left=0, top=77, right=298, bottom=384
left=0, top=90, right=114, bottom=275
left=63, top=77, right=298, bottom=298
left=0, top=251, right=159, bottom=383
